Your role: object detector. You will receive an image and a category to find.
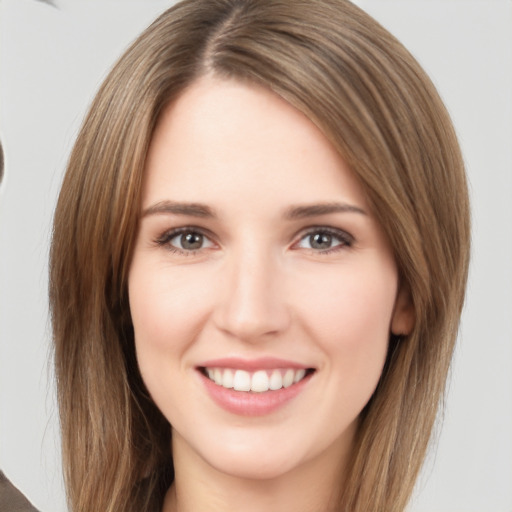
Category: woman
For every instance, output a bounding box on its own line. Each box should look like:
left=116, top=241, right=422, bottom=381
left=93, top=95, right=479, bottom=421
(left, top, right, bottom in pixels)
left=49, top=1, right=470, bottom=511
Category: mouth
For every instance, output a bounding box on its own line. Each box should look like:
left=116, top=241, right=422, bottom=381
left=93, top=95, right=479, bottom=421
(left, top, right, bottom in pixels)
left=197, top=359, right=316, bottom=416
left=199, top=367, right=315, bottom=393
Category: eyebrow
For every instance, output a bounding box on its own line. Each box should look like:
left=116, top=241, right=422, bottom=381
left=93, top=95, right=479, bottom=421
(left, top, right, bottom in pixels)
left=141, top=200, right=367, bottom=220
left=283, top=202, right=367, bottom=219
left=142, top=200, right=216, bottom=218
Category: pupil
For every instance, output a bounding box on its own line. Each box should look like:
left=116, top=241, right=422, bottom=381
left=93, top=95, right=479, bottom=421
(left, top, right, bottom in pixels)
left=310, top=233, right=332, bottom=249
left=181, top=232, right=203, bottom=250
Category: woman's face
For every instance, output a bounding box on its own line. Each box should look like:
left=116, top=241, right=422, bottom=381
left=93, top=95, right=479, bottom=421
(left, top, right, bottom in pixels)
left=129, top=76, right=412, bottom=481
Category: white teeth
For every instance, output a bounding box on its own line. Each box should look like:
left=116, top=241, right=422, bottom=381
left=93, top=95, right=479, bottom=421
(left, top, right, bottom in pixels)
left=269, top=369, right=283, bottom=390
left=222, top=368, right=234, bottom=389
left=251, top=370, right=269, bottom=393
left=205, top=367, right=309, bottom=392
left=294, top=368, right=306, bottom=383
left=214, top=368, right=223, bottom=385
left=283, top=369, right=294, bottom=388
left=233, top=370, right=251, bottom=391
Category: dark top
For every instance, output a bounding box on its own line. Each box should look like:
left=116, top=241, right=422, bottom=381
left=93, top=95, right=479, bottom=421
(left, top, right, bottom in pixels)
left=0, top=471, right=39, bottom=512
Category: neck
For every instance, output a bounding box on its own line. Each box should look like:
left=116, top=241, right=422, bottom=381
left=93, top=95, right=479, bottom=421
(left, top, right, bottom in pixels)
left=162, top=428, right=354, bottom=512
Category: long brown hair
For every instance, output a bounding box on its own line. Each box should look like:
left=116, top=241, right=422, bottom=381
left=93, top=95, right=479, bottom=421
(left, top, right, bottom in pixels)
left=50, top=1, right=470, bottom=511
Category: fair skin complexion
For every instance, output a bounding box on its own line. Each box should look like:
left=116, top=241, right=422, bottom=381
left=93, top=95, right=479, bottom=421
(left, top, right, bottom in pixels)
left=128, top=76, right=413, bottom=512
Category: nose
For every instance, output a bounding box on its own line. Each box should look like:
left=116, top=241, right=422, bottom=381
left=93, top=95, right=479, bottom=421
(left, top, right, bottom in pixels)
left=213, top=247, right=291, bottom=342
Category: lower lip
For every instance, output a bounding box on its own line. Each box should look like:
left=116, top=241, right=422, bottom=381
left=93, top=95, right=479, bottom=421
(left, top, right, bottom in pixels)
left=199, top=370, right=313, bottom=416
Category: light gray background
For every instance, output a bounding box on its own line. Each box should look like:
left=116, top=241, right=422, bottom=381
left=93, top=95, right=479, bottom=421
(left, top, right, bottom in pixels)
left=1, top=1, right=511, bottom=511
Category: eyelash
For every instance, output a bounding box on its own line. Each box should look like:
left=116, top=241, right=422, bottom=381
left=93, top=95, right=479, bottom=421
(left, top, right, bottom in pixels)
left=154, top=226, right=354, bottom=256
left=154, top=227, right=215, bottom=256
left=292, top=227, right=354, bottom=254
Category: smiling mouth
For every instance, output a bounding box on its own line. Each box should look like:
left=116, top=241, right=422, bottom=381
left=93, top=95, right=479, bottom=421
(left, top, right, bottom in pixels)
left=199, top=367, right=315, bottom=393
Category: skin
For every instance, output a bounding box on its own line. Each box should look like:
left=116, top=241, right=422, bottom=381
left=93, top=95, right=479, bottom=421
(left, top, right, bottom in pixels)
left=128, top=75, right=413, bottom=512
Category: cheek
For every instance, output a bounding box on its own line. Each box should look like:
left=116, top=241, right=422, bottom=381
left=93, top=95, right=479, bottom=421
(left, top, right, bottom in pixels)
left=128, top=260, right=226, bottom=413
left=128, top=261, right=213, bottom=417
left=129, top=262, right=212, bottom=354
left=295, top=258, right=397, bottom=375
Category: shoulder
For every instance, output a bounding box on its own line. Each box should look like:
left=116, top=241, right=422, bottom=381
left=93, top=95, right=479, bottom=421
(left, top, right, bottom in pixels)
left=0, top=471, right=40, bottom=512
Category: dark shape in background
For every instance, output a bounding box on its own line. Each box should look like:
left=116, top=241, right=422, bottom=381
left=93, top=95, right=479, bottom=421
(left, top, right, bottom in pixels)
left=0, top=471, right=39, bottom=512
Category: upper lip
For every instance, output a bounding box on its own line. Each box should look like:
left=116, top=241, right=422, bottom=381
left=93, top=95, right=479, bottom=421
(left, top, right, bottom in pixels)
left=198, top=357, right=312, bottom=371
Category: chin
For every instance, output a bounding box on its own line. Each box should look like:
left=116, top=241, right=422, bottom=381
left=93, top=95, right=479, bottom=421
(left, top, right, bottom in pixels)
left=205, top=446, right=306, bottom=481
left=173, top=419, right=353, bottom=484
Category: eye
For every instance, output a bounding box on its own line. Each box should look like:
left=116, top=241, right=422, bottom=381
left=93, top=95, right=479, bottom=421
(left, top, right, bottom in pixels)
left=294, top=228, right=353, bottom=253
left=156, top=228, right=215, bottom=253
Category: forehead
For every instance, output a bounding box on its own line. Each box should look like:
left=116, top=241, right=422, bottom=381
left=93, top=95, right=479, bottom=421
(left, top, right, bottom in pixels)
left=142, top=76, right=368, bottom=213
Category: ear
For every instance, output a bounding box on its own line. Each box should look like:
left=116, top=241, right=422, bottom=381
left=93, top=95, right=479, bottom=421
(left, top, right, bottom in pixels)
left=391, top=286, right=415, bottom=336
